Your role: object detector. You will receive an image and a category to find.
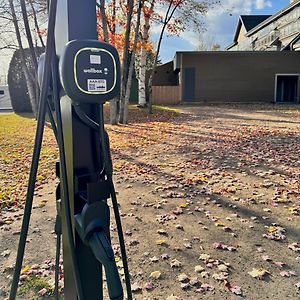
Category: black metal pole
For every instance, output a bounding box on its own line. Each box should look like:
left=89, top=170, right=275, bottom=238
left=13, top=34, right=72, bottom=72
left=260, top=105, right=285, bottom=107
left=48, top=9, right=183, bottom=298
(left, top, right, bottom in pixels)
left=54, top=1, right=104, bottom=298
left=9, top=0, right=58, bottom=298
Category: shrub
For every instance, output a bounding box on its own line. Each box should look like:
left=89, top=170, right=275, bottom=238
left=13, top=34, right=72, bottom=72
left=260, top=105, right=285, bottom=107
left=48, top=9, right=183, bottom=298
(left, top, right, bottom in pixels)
left=7, top=47, right=43, bottom=114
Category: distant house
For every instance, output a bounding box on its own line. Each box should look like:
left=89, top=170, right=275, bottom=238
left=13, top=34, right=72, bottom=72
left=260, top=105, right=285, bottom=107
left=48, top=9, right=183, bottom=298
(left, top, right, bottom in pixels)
left=0, top=85, right=12, bottom=110
left=152, top=0, right=300, bottom=105
left=226, top=0, right=300, bottom=51
left=153, top=51, right=300, bottom=104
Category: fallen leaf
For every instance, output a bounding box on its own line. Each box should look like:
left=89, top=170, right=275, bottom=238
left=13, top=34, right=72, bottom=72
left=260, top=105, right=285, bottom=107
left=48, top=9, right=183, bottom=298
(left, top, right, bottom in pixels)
left=190, top=277, right=200, bottom=286
left=166, top=295, right=179, bottom=300
left=144, top=282, right=154, bottom=290
left=150, top=256, right=159, bottom=262
left=1, top=250, right=11, bottom=257
left=38, top=288, right=47, bottom=296
left=262, top=255, right=272, bottom=262
left=248, top=268, right=270, bottom=280
left=21, top=265, right=30, bottom=274
left=212, top=272, right=229, bottom=281
left=131, top=282, right=142, bottom=293
left=181, top=282, right=191, bottom=290
left=196, top=283, right=214, bottom=293
left=155, top=239, right=168, bottom=246
left=170, top=259, right=182, bottom=268
left=195, top=265, right=205, bottom=273
left=173, top=207, right=183, bottom=215
left=184, top=242, right=192, bottom=249
left=263, top=226, right=286, bottom=241
left=149, top=271, right=161, bottom=279
left=230, top=285, right=242, bottom=295
left=279, top=270, right=296, bottom=277
left=218, top=264, right=228, bottom=272
left=161, top=253, right=169, bottom=260
left=178, top=273, right=189, bottom=282
left=200, top=271, right=210, bottom=278
left=274, top=261, right=286, bottom=268
left=213, top=242, right=237, bottom=251
left=288, top=242, right=300, bottom=252
left=215, top=220, right=225, bottom=227
left=288, top=207, right=299, bottom=215
left=199, top=253, right=210, bottom=260
left=157, top=229, right=167, bottom=235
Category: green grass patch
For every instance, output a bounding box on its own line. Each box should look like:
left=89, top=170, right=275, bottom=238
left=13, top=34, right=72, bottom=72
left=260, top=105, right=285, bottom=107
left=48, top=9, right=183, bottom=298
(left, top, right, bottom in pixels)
left=152, top=105, right=182, bottom=113
left=0, top=108, right=179, bottom=209
left=0, top=114, right=58, bottom=209
left=18, top=276, right=53, bottom=296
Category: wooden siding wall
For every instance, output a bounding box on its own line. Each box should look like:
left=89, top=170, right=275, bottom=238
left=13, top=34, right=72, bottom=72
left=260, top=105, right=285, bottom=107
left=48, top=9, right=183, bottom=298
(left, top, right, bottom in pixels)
left=152, top=86, right=181, bottom=105
left=180, top=51, right=300, bottom=103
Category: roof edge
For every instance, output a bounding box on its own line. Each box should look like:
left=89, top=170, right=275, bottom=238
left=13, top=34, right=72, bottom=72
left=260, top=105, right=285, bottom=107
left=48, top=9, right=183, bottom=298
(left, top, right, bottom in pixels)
left=246, top=0, right=300, bottom=37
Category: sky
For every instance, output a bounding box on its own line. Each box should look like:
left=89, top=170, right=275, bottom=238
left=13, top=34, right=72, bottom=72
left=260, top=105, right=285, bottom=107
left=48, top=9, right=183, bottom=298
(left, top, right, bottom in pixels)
left=157, top=0, right=290, bottom=63
left=0, top=0, right=292, bottom=79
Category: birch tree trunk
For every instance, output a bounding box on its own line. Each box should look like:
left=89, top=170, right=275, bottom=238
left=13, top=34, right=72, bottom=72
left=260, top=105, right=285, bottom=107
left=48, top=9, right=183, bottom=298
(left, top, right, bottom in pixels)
left=99, top=0, right=118, bottom=124
left=8, top=0, right=38, bottom=117
left=122, top=0, right=143, bottom=123
left=138, top=48, right=147, bottom=107
left=118, top=0, right=134, bottom=124
left=138, top=0, right=154, bottom=107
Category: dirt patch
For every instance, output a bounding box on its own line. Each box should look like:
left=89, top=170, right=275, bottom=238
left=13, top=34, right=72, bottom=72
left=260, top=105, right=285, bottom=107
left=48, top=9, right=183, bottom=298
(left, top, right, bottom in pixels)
left=0, top=105, right=300, bottom=299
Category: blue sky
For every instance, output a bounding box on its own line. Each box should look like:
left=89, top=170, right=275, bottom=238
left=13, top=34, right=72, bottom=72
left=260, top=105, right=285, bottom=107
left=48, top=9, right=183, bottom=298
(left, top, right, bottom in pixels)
left=157, top=0, right=290, bottom=63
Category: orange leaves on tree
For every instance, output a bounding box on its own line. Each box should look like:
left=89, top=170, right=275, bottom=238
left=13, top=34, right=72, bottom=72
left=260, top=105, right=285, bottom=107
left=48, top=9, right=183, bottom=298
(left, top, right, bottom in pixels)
left=34, top=28, right=47, bottom=37
left=96, top=1, right=155, bottom=60
left=143, top=5, right=154, bottom=18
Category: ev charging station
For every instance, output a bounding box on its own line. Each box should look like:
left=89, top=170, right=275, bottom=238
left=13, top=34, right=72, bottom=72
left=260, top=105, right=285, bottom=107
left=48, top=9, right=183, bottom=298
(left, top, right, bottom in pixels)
left=9, top=0, right=132, bottom=299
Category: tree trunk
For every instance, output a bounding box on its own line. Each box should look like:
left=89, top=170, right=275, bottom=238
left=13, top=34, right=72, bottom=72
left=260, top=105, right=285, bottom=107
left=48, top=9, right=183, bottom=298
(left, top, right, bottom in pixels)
left=138, top=49, right=147, bottom=106
left=148, top=27, right=165, bottom=114
left=99, top=0, right=109, bottom=42
left=122, top=0, right=143, bottom=124
left=21, top=0, right=38, bottom=71
left=138, top=0, right=154, bottom=107
left=148, top=0, right=179, bottom=114
left=21, top=0, right=40, bottom=116
left=8, top=0, right=38, bottom=117
left=29, top=0, right=45, bottom=49
left=118, top=0, right=134, bottom=123
left=99, top=0, right=118, bottom=124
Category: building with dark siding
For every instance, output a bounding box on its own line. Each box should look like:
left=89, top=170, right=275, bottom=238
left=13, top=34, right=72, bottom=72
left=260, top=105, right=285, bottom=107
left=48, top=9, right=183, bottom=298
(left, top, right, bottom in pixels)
left=152, top=0, right=300, bottom=105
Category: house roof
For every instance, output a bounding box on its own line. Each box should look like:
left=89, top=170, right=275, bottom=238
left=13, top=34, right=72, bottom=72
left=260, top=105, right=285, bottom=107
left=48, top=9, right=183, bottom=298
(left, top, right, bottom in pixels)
left=233, top=15, right=271, bottom=42
left=240, top=15, right=271, bottom=32
left=226, top=15, right=270, bottom=50
left=246, top=0, right=300, bottom=37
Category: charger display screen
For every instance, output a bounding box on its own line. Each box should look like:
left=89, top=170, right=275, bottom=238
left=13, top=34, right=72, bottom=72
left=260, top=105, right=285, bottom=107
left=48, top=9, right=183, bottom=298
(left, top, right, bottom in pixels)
left=74, top=48, right=116, bottom=95
left=60, top=40, right=120, bottom=103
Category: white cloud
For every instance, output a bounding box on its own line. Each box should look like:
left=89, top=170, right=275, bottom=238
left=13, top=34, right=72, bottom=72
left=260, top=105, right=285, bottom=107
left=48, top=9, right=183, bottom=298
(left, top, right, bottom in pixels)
left=178, top=0, right=272, bottom=50
left=152, top=0, right=285, bottom=62
left=255, top=0, right=272, bottom=10
left=180, top=0, right=255, bottom=50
